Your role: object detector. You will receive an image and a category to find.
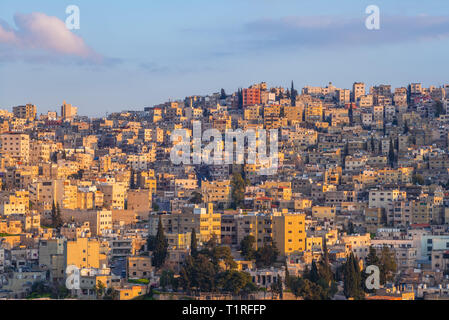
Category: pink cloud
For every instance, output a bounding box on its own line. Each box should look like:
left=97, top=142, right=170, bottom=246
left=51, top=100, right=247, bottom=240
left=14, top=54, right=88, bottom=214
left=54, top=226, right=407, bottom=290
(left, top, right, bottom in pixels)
left=0, top=12, right=104, bottom=63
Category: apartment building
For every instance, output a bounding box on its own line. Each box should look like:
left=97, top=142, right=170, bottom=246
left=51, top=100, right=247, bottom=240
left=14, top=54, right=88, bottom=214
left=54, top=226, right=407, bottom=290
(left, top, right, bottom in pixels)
left=0, top=133, right=30, bottom=162
left=66, top=237, right=107, bottom=269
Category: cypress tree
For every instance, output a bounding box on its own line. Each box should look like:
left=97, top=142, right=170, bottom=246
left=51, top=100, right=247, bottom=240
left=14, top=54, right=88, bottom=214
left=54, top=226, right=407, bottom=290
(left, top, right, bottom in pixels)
left=348, top=104, right=353, bottom=125
left=130, top=169, right=136, bottom=189
left=343, top=253, right=354, bottom=298
left=238, top=89, right=243, bottom=109
left=51, top=202, right=63, bottom=229
left=153, top=217, right=168, bottom=268
left=191, top=228, right=198, bottom=257
left=220, top=88, right=227, bottom=100
left=309, top=260, right=320, bottom=283
left=344, top=252, right=364, bottom=300
left=320, top=238, right=333, bottom=284
left=388, top=138, right=395, bottom=167
left=291, top=81, right=297, bottom=106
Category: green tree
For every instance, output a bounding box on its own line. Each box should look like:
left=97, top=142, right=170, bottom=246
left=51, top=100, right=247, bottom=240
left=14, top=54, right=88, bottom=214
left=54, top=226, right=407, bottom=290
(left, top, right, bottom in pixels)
left=347, top=221, right=355, bottom=235
left=291, top=81, right=298, bottom=106
left=270, top=275, right=283, bottom=299
left=309, top=260, right=320, bottom=283
left=237, top=88, right=243, bottom=109
left=95, top=280, right=106, bottom=299
left=379, top=246, right=397, bottom=285
left=189, top=191, right=203, bottom=204
left=160, top=270, right=178, bottom=291
left=403, top=120, right=409, bottom=134
left=212, top=245, right=237, bottom=271
left=147, top=234, right=156, bottom=252
left=216, top=270, right=256, bottom=296
left=388, top=138, right=395, bottom=167
left=179, top=254, right=217, bottom=293
left=289, top=277, right=326, bottom=300
left=152, top=217, right=168, bottom=269
left=343, top=252, right=364, bottom=300
left=366, top=246, right=380, bottom=267
left=255, top=241, right=279, bottom=268
left=129, top=169, right=136, bottom=189
left=220, top=88, right=227, bottom=100
left=190, top=228, right=198, bottom=257
left=412, top=174, right=424, bottom=185
left=51, top=202, right=63, bottom=229
left=319, top=239, right=334, bottom=286
left=435, top=100, right=445, bottom=117
left=240, top=235, right=256, bottom=260
left=348, top=104, right=353, bottom=125
left=230, top=172, right=246, bottom=209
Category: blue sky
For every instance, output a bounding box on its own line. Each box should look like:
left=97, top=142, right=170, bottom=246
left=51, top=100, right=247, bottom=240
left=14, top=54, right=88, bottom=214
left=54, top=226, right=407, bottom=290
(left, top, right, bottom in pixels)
left=0, top=0, right=449, bottom=116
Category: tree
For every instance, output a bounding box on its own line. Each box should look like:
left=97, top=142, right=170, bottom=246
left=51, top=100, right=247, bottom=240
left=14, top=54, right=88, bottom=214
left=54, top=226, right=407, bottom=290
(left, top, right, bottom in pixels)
left=189, top=191, right=203, bottom=204
left=379, top=246, right=397, bottom=285
left=365, top=246, right=380, bottom=267
left=50, top=152, right=58, bottom=163
left=291, top=81, right=297, bottom=106
left=230, top=172, right=246, bottom=209
left=147, top=234, right=156, bottom=252
left=240, top=235, right=256, bottom=260
left=309, top=260, right=320, bottom=283
left=129, top=169, right=136, bottom=189
left=237, top=88, right=243, bottom=109
left=343, top=252, right=364, bottom=300
left=95, top=280, right=106, bottom=299
left=388, top=138, right=395, bottom=167
left=220, top=88, right=227, bottom=100
left=255, top=241, right=279, bottom=268
left=295, top=242, right=337, bottom=300
left=403, top=120, right=409, bottom=134
left=204, top=234, right=219, bottom=253
left=216, top=270, right=256, bottom=296
left=179, top=254, right=216, bottom=293
left=160, top=270, right=178, bottom=291
left=288, top=277, right=326, bottom=300
left=51, top=202, right=63, bottom=230
left=270, top=276, right=283, bottom=299
left=190, top=228, right=198, bottom=257
left=347, top=221, right=355, bottom=235
left=348, top=104, right=353, bottom=125
left=212, top=245, right=237, bottom=271
left=319, top=239, right=334, bottom=286
left=435, top=100, right=445, bottom=117
left=103, top=287, right=119, bottom=300
left=152, top=217, right=168, bottom=269
left=412, top=174, right=424, bottom=185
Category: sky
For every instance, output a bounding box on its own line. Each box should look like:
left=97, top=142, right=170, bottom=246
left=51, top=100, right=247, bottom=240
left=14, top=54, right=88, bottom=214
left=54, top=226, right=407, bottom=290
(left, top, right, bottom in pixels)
left=0, top=0, right=449, bottom=116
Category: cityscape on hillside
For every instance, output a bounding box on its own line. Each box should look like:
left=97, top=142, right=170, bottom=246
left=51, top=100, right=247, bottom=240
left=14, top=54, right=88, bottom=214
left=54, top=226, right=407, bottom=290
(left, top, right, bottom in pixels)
left=3, top=1, right=449, bottom=309
left=1, top=81, right=449, bottom=301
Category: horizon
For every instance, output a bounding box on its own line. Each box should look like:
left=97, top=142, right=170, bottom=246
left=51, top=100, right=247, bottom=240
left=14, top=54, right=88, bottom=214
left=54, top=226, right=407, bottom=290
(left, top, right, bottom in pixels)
left=2, top=79, right=447, bottom=118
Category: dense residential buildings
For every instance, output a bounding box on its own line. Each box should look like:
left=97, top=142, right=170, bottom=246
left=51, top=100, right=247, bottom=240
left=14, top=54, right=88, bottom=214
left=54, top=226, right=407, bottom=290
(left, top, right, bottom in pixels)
left=1, top=81, right=449, bottom=300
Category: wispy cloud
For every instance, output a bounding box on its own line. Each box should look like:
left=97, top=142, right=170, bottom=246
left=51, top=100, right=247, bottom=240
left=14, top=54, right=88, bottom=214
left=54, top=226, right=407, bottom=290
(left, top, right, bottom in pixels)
left=0, top=12, right=117, bottom=65
left=242, top=15, right=449, bottom=49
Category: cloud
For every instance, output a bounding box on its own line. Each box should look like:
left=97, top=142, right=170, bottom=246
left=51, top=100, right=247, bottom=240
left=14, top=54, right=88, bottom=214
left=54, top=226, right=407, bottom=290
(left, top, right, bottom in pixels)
left=242, top=15, right=449, bottom=49
left=0, top=12, right=110, bottom=64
